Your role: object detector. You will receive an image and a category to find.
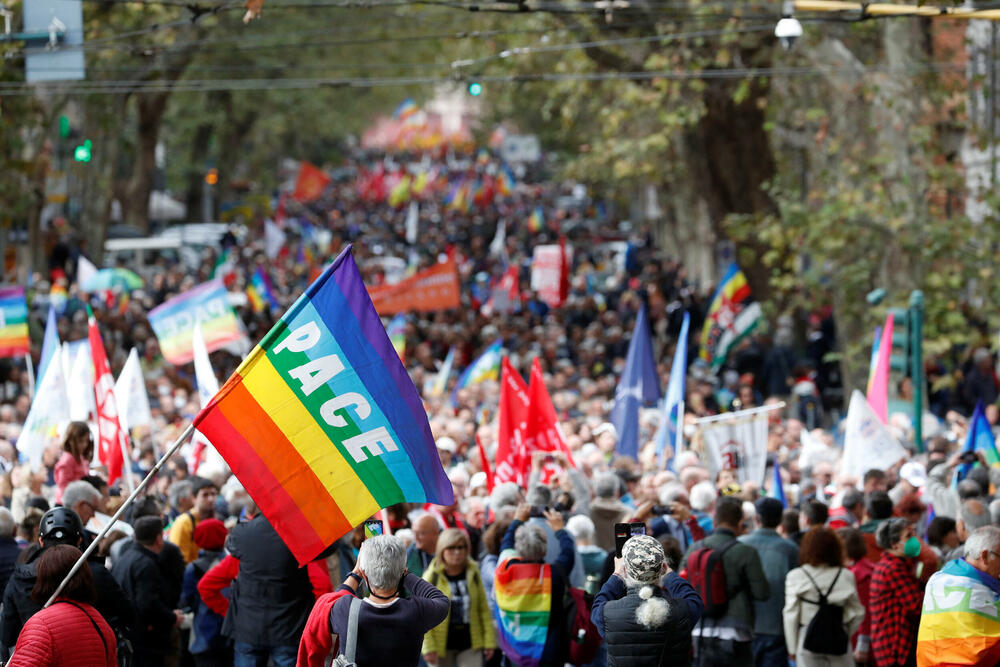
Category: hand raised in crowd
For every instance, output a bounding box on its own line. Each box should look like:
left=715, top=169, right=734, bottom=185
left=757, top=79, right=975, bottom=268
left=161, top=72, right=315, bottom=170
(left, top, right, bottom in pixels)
left=670, top=501, right=691, bottom=523
left=612, top=556, right=626, bottom=579
left=544, top=507, right=564, bottom=532
left=515, top=502, right=533, bottom=523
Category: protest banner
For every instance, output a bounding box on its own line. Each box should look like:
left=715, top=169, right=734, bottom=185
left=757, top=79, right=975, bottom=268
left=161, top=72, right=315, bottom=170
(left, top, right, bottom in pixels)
left=367, top=257, right=461, bottom=314
left=530, top=243, right=571, bottom=308
left=841, top=389, right=907, bottom=480
left=114, top=348, right=152, bottom=434
left=698, top=403, right=780, bottom=486
left=148, top=279, right=248, bottom=365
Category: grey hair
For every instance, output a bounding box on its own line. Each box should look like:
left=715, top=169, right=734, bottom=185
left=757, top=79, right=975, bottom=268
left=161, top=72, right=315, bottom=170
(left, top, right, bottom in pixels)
left=514, top=522, right=547, bottom=562
left=168, top=480, right=194, bottom=508
left=964, top=526, right=1000, bottom=559
left=526, top=485, right=552, bottom=507
left=490, top=482, right=522, bottom=515
left=875, top=517, right=910, bottom=550
left=960, top=499, right=991, bottom=533
left=63, top=480, right=102, bottom=514
left=658, top=483, right=687, bottom=506
left=0, top=508, right=14, bottom=538
left=358, top=535, right=407, bottom=590
left=566, top=515, right=596, bottom=543
left=990, top=498, right=1000, bottom=527
left=689, top=482, right=717, bottom=513
left=594, top=472, right=621, bottom=499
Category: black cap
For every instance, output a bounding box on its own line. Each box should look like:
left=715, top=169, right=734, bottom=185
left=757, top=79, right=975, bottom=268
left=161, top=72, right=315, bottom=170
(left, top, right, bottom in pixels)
left=39, top=507, right=84, bottom=545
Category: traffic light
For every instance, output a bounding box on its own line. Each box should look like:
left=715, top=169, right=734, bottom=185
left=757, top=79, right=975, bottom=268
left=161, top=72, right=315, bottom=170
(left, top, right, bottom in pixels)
left=59, top=115, right=71, bottom=139
left=888, top=306, right=909, bottom=375
left=467, top=81, right=483, bottom=97
left=205, top=168, right=219, bottom=186
left=73, top=140, right=91, bottom=162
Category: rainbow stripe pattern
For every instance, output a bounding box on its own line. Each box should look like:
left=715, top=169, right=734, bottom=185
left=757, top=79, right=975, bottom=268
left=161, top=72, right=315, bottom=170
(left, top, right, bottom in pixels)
left=148, top=279, right=247, bottom=365
left=387, top=313, right=406, bottom=361
left=247, top=268, right=279, bottom=313
left=917, top=558, right=1000, bottom=666
left=450, top=338, right=502, bottom=406
left=497, top=164, right=516, bottom=196
left=527, top=206, right=544, bottom=233
left=193, top=245, right=453, bottom=565
left=493, top=549, right=553, bottom=667
left=0, top=287, right=29, bottom=358
left=394, top=98, right=419, bottom=121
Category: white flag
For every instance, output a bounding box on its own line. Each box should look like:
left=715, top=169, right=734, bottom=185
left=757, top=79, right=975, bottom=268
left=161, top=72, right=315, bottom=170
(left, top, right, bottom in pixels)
left=68, top=343, right=96, bottom=422
left=798, top=428, right=837, bottom=470
left=19, top=344, right=71, bottom=470
left=405, top=201, right=419, bottom=245
left=264, top=220, right=287, bottom=260
left=115, top=348, right=152, bottom=434
left=700, top=408, right=770, bottom=486
left=489, top=219, right=507, bottom=258
left=77, top=255, right=99, bottom=288
left=190, top=322, right=225, bottom=471
left=842, top=389, right=907, bottom=481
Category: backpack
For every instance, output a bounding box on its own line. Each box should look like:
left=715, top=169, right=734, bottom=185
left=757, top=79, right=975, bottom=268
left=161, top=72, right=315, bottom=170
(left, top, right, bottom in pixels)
left=801, top=568, right=849, bottom=656
left=686, top=540, right=737, bottom=618
left=562, top=579, right=601, bottom=665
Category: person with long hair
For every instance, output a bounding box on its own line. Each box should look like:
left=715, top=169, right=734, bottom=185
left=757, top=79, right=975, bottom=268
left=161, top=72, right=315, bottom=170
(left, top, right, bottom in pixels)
left=783, top=527, right=864, bottom=667
left=421, top=528, right=496, bottom=667
left=7, top=544, right=117, bottom=666
left=54, top=422, right=92, bottom=505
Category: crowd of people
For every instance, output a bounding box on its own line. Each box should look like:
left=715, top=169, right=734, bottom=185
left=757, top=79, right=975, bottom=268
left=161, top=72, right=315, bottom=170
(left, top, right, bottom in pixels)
left=1, top=146, right=1000, bottom=666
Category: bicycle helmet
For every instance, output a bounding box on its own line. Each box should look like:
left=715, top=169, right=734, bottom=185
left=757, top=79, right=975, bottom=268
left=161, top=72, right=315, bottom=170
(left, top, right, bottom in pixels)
left=39, top=507, right=84, bottom=545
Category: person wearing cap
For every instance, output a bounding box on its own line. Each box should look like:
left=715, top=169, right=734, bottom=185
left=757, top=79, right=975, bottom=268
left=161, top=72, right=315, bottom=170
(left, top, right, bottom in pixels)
left=889, top=462, right=927, bottom=505
left=436, top=437, right=457, bottom=469
left=740, top=498, right=799, bottom=667
left=0, top=506, right=133, bottom=662
left=591, top=534, right=703, bottom=665
left=169, top=476, right=219, bottom=564
left=180, top=518, right=232, bottom=666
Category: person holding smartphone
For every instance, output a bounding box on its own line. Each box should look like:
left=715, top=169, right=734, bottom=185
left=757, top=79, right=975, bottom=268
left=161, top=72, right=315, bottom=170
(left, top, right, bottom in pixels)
left=421, top=528, right=496, bottom=667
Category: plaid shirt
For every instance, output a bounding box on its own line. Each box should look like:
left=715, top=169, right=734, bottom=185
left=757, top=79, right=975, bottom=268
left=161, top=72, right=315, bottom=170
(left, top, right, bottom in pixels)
left=870, top=552, right=922, bottom=666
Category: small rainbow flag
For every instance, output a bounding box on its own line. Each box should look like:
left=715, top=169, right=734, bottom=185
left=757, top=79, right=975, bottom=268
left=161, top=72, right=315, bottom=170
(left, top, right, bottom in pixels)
left=496, top=164, right=515, bottom=197
left=249, top=268, right=280, bottom=313
left=387, top=313, right=406, bottom=361
left=49, top=283, right=68, bottom=314
left=429, top=346, right=455, bottom=398
left=527, top=206, right=544, bottom=233
left=193, top=245, right=453, bottom=565
left=0, top=287, right=29, bottom=358
left=148, top=279, right=248, bottom=365
left=451, top=339, right=503, bottom=406
left=393, top=98, right=419, bottom=121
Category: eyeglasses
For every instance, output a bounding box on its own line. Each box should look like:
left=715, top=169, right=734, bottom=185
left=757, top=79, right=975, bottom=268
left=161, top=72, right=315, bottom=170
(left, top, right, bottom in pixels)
left=444, top=545, right=468, bottom=552
left=989, top=550, right=1000, bottom=560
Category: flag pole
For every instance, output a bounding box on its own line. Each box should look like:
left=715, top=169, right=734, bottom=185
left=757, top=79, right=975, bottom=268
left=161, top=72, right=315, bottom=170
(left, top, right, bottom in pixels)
left=24, top=353, right=34, bottom=400
left=42, top=421, right=196, bottom=609
left=694, top=401, right=786, bottom=426
left=675, top=399, right=685, bottom=458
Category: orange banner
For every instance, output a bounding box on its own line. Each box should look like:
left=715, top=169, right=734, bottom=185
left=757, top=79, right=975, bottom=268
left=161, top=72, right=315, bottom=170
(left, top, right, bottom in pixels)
left=368, top=258, right=461, bottom=314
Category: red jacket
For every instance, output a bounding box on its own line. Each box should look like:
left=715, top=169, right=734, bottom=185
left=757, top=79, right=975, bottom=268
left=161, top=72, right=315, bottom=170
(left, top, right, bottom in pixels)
left=8, top=599, right=117, bottom=666
left=198, top=555, right=333, bottom=616
left=296, top=589, right=355, bottom=667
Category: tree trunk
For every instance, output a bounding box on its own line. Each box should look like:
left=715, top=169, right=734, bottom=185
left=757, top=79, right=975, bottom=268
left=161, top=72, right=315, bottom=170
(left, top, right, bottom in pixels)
left=120, top=91, right=172, bottom=232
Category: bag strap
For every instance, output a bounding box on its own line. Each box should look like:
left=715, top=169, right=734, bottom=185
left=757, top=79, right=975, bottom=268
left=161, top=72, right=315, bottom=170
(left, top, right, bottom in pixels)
left=801, top=567, right=841, bottom=604
left=344, top=596, right=362, bottom=663
left=59, top=600, right=109, bottom=665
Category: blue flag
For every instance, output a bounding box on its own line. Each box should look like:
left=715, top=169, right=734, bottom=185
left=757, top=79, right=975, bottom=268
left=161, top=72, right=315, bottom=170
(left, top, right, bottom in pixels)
left=611, top=304, right=660, bottom=459
left=769, top=457, right=787, bottom=508
left=957, top=402, right=1000, bottom=483
left=656, top=311, right=689, bottom=469
left=37, top=306, right=60, bottom=383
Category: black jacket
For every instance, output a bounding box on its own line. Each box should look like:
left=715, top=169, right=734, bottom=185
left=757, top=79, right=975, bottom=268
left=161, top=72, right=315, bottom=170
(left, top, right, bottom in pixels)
left=222, top=515, right=314, bottom=646
left=0, top=544, right=133, bottom=660
left=602, top=586, right=695, bottom=666
left=112, top=540, right=178, bottom=654
left=0, top=537, right=20, bottom=595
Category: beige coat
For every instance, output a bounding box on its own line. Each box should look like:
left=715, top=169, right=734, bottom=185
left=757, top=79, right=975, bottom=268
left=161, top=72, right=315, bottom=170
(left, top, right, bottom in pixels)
left=783, top=564, right=865, bottom=666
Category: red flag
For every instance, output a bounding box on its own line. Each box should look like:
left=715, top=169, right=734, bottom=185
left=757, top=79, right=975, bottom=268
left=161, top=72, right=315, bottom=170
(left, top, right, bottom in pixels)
left=476, top=434, right=495, bottom=492
left=495, top=357, right=530, bottom=486
left=558, top=235, right=570, bottom=307
left=87, top=306, right=129, bottom=486
left=292, top=162, right=331, bottom=203
left=528, top=358, right=576, bottom=468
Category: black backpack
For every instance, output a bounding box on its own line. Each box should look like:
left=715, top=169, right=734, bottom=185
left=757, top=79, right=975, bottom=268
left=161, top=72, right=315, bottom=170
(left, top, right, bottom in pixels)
left=801, top=568, right=849, bottom=656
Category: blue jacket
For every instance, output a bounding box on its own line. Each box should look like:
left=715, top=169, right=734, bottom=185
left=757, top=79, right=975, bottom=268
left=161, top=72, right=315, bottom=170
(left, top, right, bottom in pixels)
left=738, top=528, right=798, bottom=637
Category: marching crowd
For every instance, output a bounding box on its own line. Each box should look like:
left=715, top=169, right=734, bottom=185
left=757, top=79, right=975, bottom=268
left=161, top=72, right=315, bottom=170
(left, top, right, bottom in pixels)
left=1, top=148, right=1000, bottom=666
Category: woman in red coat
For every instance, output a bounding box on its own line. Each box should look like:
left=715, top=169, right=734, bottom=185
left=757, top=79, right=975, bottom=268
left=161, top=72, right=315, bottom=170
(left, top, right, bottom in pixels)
left=8, top=545, right=117, bottom=666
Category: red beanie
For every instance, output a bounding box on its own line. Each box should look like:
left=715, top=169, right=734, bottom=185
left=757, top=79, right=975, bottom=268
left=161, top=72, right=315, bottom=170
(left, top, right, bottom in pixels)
left=193, top=518, right=228, bottom=551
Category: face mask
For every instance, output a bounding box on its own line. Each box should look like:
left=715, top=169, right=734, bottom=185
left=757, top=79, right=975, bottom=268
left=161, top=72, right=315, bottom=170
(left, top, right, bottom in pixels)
left=903, top=536, right=922, bottom=558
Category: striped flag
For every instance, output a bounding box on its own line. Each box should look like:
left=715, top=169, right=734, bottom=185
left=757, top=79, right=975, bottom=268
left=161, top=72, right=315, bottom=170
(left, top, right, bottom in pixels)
left=699, top=262, right=763, bottom=372
left=386, top=314, right=406, bottom=361
left=450, top=339, right=503, bottom=407
left=428, top=346, right=455, bottom=398
left=87, top=306, right=130, bottom=488
left=0, top=287, right=29, bottom=358
left=193, top=245, right=453, bottom=565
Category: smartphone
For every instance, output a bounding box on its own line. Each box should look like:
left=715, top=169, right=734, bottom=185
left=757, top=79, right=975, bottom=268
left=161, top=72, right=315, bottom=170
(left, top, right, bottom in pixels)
left=614, top=522, right=648, bottom=558
left=650, top=504, right=673, bottom=516
left=529, top=506, right=549, bottom=519
left=363, top=519, right=384, bottom=540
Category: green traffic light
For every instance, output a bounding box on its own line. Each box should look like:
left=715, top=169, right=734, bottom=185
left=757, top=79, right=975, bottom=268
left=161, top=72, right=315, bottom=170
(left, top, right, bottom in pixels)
left=59, top=115, right=71, bottom=139
left=468, top=82, right=483, bottom=96
left=74, top=139, right=92, bottom=163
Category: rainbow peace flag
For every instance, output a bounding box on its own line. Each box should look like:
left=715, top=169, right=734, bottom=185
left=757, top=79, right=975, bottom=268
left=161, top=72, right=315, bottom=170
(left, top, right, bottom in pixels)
left=497, top=164, right=516, bottom=196
left=917, top=558, right=1000, bottom=666
left=960, top=402, right=1000, bottom=471
left=0, top=287, right=29, bottom=358
left=193, top=245, right=453, bottom=565
left=493, top=549, right=553, bottom=667
left=699, top=262, right=763, bottom=372
left=387, top=313, right=406, bottom=361
left=394, top=98, right=419, bottom=121
left=428, top=346, right=455, bottom=398
left=49, top=283, right=68, bottom=314
left=248, top=268, right=279, bottom=313
left=148, top=279, right=248, bottom=365
left=527, top=207, right=544, bottom=233
left=450, top=338, right=503, bottom=406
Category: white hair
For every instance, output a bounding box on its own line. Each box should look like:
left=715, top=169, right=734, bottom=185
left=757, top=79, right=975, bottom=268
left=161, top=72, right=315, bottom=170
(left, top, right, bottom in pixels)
left=359, top=535, right=407, bottom=590
left=490, top=482, right=522, bottom=516
left=0, top=508, right=14, bottom=539
left=63, top=480, right=102, bottom=513
left=657, top=483, right=687, bottom=506
left=566, top=515, right=596, bottom=543
left=689, top=481, right=717, bottom=513
left=965, top=526, right=1000, bottom=560
left=594, top=472, right=620, bottom=499
left=514, top=522, right=547, bottom=562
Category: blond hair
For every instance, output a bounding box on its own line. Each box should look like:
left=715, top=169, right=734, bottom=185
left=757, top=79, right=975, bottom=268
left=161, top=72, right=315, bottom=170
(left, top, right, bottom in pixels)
left=434, top=527, right=470, bottom=563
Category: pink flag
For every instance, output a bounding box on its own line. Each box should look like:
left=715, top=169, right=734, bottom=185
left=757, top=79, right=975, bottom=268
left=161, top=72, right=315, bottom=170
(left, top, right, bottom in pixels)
left=866, top=312, right=894, bottom=424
